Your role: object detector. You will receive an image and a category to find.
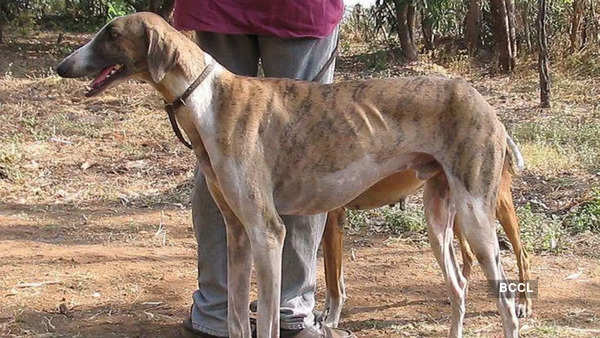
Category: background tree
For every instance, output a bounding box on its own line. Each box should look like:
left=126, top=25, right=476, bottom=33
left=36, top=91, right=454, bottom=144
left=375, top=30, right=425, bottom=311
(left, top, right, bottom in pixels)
left=569, top=0, right=585, bottom=52
left=372, top=0, right=420, bottom=61
left=490, top=0, right=516, bottom=72
left=464, top=0, right=481, bottom=55
left=505, top=0, right=517, bottom=59
left=394, top=0, right=419, bottom=61
left=517, top=0, right=533, bottom=52
left=538, top=0, right=551, bottom=108
left=0, top=1, right=29, bottom=44
left=420, top=5, right=435, bottom=51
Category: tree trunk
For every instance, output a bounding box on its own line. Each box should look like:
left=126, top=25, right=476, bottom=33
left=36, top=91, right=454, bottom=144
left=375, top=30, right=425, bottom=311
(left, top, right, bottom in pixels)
left=592, top=0, right=600, bottom=44
left=505, top=0, right=518, bottom=58
left=395, top=0, right=418, bottom=61
left=421, top=7, right=435, bottom=51
left=465, top=0, right=481, bottom=55
left=406, top=2, right=416, bottom=43
left=570, top=0, right=585, bottom=52
left=64, top=0, right=72, bottom=15
left=520, top=1, right=532, bottom=51
left=0, top=26, right=3, bottom=44
left=538, top=0, right=551, bottom=108
left=581, top=6, right=589, bottom=49
left=490, top=0, right=515, bottom=72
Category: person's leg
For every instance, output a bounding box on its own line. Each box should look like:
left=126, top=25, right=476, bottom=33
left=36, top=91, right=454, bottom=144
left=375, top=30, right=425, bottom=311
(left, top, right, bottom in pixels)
left=194, top=31, right=259, bottom=76
left=187, top=33, right=260, bottom=337
left=188, top=169, right=229, bottom=337
left=257, top=27, right=339, bottom=331
left=258, top=26, right=339, bottom=84
left=277, top=214, right=327, bottom=330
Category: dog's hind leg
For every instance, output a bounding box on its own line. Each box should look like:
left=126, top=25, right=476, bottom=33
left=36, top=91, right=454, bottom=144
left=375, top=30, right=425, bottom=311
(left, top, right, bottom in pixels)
left=452, top=188, right=519, bottom=338
left=424, top=174, right=466, bottom=338
left=323, top=208, right=346, bottom=328
left=205, top=180, right=253, bottom=338
left=495, top=166, right=532, bottom=318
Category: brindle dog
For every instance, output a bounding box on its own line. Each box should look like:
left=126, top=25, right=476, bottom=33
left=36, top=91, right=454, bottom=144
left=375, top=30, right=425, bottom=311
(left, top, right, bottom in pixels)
left=56, top=13, right=521, bottom=338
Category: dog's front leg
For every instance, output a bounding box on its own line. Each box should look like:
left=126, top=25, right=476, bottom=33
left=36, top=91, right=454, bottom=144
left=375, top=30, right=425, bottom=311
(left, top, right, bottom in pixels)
left=205, top=180, right=253, bottom=338
left=247, top=209, right=286, bottom=338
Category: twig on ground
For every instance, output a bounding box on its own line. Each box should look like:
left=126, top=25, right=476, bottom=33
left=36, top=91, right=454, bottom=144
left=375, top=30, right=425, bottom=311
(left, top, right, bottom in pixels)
left=15, top=280, right=61, bottom=288
left=49, top=137, right=72, bottom=145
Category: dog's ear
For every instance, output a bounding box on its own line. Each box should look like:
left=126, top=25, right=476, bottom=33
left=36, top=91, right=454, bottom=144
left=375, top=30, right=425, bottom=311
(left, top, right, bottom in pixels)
left=147, top=28, right=178, bottom=83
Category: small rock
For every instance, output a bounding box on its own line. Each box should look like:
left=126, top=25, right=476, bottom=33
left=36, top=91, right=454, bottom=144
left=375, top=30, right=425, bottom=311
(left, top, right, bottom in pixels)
left=81, top=161, right=93, bottom=170
left=58, top=303, right=69, bottom=315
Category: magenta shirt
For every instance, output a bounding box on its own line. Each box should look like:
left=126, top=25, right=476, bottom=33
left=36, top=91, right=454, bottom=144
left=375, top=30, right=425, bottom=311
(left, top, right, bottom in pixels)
left=173, top=0, right=344, bottom=38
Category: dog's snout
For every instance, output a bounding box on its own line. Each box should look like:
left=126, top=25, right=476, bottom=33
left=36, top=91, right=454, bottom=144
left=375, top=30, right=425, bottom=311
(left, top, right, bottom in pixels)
left=55, top=42, right=95, bottom=78
left=55, top=59, right=74, bottom=78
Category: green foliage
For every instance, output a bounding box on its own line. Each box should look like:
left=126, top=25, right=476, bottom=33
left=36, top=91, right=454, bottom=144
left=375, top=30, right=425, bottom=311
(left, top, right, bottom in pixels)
left=421, top=0, right=468, bottom=37
left=370, top=0, right=468, bottom=40
left=382, top=204, right=427, bottom=235
left=345, top=203, right=427, bottom=236
left=346, top=209, right=371, bottom=231
left=341, top=4, right=381, bottom=43
left=342, top=0, right=599, bottom=62
left=513, top=117, right=600, bottom=174
left=564, top=49, right=600, bottom=78
left=0, top=1, right=30, bottom=26
left=564, top=191, right=600, bottom=234
left=106, top=0, right=135, bottom=21
left=1, top=0, right=140, bottom=32
left=517, top=204, right=567, bottom=253
left=0, top=139, right=24, bottom=183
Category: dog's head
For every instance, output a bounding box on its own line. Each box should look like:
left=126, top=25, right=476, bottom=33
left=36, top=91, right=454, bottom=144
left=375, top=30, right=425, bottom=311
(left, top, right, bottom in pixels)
left=56, top=12, right=179, bottom=97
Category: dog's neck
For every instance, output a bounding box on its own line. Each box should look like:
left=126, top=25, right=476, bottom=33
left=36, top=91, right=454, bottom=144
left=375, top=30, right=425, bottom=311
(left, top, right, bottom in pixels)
left=148, top=32, right=236, bottom=166
left=150, top=32, right=226, bottom=104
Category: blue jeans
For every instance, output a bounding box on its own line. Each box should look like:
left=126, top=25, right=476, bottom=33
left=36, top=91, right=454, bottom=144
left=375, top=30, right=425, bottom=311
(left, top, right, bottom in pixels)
left=189, top=27, right=339, bottom=337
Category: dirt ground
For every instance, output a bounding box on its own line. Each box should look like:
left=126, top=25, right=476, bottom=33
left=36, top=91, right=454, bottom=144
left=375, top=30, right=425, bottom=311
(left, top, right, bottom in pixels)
left=1, top=31, right=599, bottom=337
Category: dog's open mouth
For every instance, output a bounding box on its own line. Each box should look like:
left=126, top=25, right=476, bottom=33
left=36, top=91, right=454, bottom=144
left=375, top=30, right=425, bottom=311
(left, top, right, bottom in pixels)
left=86, top=64, right=127, bottom=97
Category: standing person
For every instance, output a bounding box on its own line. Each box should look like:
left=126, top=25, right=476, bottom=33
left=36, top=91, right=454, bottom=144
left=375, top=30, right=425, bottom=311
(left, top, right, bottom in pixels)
left=172, top=1, right=353, bottom=337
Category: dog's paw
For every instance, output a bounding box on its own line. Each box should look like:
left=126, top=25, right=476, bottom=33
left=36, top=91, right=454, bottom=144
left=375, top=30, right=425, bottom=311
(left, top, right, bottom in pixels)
left=515, top=301, right=532, bottom=318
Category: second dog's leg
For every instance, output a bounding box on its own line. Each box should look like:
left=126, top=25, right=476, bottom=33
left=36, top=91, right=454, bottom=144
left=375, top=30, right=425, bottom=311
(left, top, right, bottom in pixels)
left=454, top=222, right=475, bottom=281
left=424, top=175, right=466, bottom=338
left=323, top=208, right=346, bottom=328
left=496, top=168, right=532, bottom=318
left=205, top=180, right=252, bottom=338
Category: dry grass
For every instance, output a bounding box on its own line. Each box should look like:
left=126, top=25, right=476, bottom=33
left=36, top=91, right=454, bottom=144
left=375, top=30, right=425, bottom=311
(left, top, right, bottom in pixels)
left=0, top=73, right=196, bottom=210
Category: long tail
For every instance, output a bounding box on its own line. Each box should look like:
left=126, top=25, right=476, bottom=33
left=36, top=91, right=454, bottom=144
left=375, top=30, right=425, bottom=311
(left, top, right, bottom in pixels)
left=506, top=135, right=525, bottom=175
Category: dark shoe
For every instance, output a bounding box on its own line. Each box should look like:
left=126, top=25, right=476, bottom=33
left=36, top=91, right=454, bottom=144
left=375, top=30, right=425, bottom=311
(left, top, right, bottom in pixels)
left=280, top=325, right=355, bottom=338
left=181, top=318, right=226, bottom=338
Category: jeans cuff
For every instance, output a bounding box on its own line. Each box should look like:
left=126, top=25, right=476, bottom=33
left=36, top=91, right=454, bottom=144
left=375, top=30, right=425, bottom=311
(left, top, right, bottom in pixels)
left=280, top=322, right=306, bottom=330
left=191, top=321, right=229, bottom=337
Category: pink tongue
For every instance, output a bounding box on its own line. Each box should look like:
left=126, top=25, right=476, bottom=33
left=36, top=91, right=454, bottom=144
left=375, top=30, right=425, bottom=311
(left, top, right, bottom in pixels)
left=91, top=66, right=114, bottom=88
